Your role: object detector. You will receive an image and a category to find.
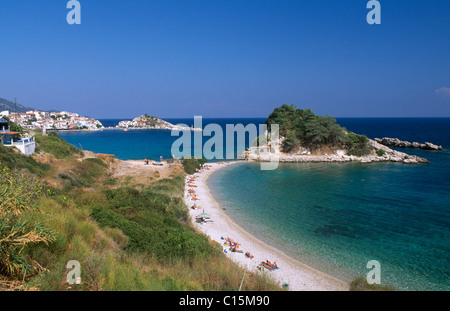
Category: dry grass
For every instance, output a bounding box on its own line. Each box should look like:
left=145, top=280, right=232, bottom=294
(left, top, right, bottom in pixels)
left=111, top=159, right=184, bottom=187
left=0, top=277, right=39, bottom=291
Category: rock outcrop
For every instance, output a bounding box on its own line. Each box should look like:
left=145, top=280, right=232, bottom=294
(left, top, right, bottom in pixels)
left=116, top=114, right=200, bottom=131
left=375, top=137, right=444, bottom=151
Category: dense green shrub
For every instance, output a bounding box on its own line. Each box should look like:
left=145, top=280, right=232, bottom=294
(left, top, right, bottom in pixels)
left=265, top=104, right=369, bottom=153
left=376, top=149, right=386, bottom=156
left=91, top=180, right=214, bottom=261
left=182, top=157, right=207, bottom=174
left=344, top=132, right=371, bottom=156
left=90, top=202, right=213, bottom=261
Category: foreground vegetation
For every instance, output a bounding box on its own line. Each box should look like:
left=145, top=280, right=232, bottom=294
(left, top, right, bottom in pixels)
left=181, top=157, right=208, bottom=175
left=265, top=104, right=371, bottom=156
left=0, top=132, right=279, bottom=291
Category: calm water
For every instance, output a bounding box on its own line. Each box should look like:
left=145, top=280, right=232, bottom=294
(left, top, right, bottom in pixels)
left=58, top=118, right=450, bottom=290
left=208, top=118, right=450, bottom=291
left=59, top=118, right=265, bottom=161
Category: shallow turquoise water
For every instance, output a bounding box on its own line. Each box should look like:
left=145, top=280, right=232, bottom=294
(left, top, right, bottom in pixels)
left=208, top=161, right=450, bottom=290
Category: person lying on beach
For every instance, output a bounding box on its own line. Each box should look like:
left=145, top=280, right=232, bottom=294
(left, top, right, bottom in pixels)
left=256, top=260, right=279, bottom=271
left=265, top=260, right=278, bottom=269
left=261, top=263, right=276, bottom=271
left=257, top=262, right=274, bottom=271
left=245, top=252, right=254, bottom=259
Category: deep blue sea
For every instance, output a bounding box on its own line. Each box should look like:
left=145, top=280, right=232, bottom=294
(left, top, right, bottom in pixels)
left=58, top=118, right=265, bottom=161
left=58, top=118, right=450, bottom=290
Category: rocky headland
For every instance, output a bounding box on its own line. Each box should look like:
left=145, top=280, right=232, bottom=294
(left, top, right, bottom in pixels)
left=248, top=105, right=437, bottom=165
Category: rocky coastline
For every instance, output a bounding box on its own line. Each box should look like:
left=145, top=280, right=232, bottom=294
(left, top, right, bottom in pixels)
left=375, top=137, right=444, bottom=151
left=244, top=138, right=430, bottom=165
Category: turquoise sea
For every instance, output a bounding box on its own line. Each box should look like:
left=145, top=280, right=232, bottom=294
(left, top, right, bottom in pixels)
left=58, top=118, right=450, bottom=290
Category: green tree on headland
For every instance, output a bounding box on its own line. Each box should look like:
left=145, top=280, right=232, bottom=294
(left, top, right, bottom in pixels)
left=265, top=104, right=370, bottom=155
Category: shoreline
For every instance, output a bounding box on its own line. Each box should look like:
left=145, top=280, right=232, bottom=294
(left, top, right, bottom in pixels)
left=50, top=126, right=202, bottom=133
left=184, top=161, right=349, bottom=291
left=244, top=138, right=430, bottom=164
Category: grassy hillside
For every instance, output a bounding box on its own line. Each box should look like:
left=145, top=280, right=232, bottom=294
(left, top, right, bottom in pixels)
left=0, top=139, right=50, bottom=177
left=0, top=132, right=279, bottom=291
left=0, top=98, right=36, bottom=114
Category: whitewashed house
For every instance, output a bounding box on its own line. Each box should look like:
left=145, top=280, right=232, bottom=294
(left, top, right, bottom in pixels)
left=0, top=117, right=36, bottom=156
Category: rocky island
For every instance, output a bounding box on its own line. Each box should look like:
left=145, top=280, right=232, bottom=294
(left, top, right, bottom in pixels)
left=374, top=137, right=444, bottom=151
left=244, top=105, right=430, bottom=165
left=116, top=114, right=199, bottom=131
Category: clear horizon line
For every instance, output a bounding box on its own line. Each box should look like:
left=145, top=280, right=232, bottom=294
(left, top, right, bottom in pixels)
left=94, top=116, right=450, bottom=119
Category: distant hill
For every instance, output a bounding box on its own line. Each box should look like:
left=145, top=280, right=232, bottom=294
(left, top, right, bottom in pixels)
left=0, top=97, right=37, bottom=113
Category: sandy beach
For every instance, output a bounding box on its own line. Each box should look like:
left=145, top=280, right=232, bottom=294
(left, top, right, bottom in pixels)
left=184, top=161, right=349, bottom=291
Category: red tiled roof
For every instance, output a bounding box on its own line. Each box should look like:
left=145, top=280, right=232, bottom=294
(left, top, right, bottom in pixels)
left=0, top=131, right=21, bottom=135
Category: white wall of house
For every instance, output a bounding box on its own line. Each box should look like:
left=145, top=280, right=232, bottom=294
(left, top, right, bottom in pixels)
left=15, top=140, right=36, bottom=156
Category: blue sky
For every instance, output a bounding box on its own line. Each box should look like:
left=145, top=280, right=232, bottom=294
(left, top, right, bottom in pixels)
left=0, top=0, right=449, bottom=118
